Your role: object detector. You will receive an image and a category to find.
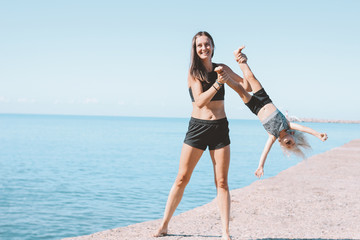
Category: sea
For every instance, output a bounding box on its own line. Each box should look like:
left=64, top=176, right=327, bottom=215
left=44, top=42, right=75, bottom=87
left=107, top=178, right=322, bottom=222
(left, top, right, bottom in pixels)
left=0, top=114, right=359, bottom=240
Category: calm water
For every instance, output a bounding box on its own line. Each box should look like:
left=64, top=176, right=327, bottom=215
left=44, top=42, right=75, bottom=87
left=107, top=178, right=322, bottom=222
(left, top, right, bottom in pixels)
left=0, top=114, right=359, bottom=239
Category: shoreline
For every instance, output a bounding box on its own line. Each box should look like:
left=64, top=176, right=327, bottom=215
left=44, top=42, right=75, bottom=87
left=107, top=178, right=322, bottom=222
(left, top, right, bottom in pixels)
left=63, top=139, right=360, bottom=240
left=295, top=118, right=360, bottom=124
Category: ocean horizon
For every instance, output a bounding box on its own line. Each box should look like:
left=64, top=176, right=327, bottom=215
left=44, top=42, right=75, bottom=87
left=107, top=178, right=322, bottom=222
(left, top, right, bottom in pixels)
left=0, top=114, right=359, bottom=240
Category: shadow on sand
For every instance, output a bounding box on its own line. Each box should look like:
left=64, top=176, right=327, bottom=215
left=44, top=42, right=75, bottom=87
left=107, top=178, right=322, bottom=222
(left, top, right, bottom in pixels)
left=164, top=237, right=356, bottom=240
left=255, top=238, right=357, bottom=240
left=165, top=233, right=221, bottom=238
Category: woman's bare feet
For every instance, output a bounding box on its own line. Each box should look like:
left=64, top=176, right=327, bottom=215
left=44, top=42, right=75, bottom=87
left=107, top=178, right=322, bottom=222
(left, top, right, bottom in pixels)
left=222, top=233, right=231, bottom=240
left=221, top=236, right=231, bottom=240
left=152, top=226, right=168, bottom=237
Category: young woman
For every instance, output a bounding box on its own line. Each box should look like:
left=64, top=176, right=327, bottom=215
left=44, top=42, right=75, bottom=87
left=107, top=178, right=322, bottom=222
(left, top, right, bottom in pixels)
left=215, top=46, right=328, bottom=178
left=153, top=32, right=240, bottom=240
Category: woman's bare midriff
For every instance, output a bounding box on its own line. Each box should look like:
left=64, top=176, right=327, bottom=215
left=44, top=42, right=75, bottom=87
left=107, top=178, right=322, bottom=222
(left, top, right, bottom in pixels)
left=256, top=103, right=278, bottom=122
left=191, top=101, right=226, bottom=120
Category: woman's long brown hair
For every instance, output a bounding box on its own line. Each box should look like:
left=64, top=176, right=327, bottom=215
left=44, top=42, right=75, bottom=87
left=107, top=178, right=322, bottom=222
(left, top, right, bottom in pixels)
left=189, top=31, right=215, bottom=83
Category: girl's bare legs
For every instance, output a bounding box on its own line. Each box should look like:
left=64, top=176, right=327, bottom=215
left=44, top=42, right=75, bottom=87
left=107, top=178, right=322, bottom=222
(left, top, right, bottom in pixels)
left=153, top=144, right=204, bottom=237
left=210, top=145, right=231, bottom=240
left=237, top=62, right=263, bottom=94
left=225, top=77, right=252, bottom=104
left=215, top=66, right=252, bottom=105
left=233, top=47, right=263, bottom=94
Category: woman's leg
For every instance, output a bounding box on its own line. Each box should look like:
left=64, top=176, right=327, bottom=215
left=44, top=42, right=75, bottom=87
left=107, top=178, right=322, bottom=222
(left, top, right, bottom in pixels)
left=210, top=145, right=231, bottom=240
left=153, top=143, right=204, bottom=237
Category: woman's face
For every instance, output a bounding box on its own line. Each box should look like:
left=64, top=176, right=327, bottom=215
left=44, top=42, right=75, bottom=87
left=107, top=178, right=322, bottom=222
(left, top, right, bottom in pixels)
left=195, top=35, right=213, bottom=60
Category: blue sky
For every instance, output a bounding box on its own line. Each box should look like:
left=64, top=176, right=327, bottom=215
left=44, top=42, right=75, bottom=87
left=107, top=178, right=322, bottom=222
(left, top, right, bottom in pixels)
left=1, top=0, right=359, bottom=120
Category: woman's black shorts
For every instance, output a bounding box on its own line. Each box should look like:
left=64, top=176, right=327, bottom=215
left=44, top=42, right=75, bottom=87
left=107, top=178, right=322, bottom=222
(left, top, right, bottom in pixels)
left=184, top=117, right=230, bottom=150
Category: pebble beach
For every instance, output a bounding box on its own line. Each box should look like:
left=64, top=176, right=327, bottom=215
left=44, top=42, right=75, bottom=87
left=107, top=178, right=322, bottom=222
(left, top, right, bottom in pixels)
left=64, top=139, right=360, bottom=240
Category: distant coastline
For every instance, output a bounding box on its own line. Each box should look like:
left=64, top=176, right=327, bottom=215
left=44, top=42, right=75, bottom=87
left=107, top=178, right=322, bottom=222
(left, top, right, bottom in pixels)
left=290, top=117, right=360, bottom=124
left=284, top=111, right=360, bottom=124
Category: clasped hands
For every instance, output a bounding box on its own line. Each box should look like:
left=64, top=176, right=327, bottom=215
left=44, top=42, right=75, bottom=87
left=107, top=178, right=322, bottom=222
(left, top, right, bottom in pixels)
left=214, top=66, right=230, bottom=84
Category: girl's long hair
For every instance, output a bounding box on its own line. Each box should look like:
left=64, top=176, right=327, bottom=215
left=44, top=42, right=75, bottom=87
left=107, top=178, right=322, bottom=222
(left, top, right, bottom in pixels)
left=189, top=31, right=215, bottom=83
left=281, top=130, right=312, bottom=158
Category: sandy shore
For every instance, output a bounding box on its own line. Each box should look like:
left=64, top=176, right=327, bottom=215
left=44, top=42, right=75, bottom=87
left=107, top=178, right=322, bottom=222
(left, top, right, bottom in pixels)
left=63, top=139, right=360, bottom=240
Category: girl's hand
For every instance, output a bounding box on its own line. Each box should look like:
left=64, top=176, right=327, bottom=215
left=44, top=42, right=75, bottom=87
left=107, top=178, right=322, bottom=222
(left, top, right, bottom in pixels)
left=255, top=167, right=264, bottom=179
left=319, top=133, right=328, bottom=141
left=234, top=46, right=248, bottom=63
left=214, top=66, right=230, bottom=84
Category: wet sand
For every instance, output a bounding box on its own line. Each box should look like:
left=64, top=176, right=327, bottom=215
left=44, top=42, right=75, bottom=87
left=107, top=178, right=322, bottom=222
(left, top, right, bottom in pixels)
left=63, top=139, right=360, bottom=240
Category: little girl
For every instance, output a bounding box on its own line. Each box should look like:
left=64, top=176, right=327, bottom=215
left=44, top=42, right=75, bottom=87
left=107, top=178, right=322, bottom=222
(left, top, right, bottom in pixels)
left=215, top=46, right=328, bottom=178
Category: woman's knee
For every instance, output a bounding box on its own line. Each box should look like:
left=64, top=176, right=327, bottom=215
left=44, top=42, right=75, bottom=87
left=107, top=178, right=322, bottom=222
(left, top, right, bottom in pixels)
left=215, top=177, right=229, bottom=190
left=175, top=174, right=191, bottom=188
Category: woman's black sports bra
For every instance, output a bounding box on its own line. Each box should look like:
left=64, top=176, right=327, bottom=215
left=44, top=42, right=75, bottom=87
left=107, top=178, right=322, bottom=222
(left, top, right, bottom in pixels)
left=189, top=63, right=225, bottom=102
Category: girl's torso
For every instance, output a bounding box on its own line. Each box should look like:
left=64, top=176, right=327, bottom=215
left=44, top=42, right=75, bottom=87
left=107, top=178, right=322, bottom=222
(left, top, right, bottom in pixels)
left=257, top=103, right=277, bottom=122
left=258, top=103, right=290, bottom=138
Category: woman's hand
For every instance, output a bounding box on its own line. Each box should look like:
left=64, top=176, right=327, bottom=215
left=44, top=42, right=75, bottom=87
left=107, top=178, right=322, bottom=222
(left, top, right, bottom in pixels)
left=214, top=66, right=231, bottom=84
left=255, top=167, right=264, bottom=179
left=234, top=46, right=248, bottom=63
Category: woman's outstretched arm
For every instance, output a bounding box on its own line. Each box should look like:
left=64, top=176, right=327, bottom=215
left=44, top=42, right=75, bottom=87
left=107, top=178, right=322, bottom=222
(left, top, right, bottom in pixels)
left=255, top=134, right=277, bottom=178
left=188, top=72, right=224, bottom=108
left=289, top=122, right=328, bottom=141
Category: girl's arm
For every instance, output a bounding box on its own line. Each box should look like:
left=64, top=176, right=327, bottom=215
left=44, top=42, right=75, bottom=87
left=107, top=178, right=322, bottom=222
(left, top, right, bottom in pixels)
left=188, top=72, right=223, bottom=108
left=289, top=122, right=328, bottom=141
left=255, top=134, right=277, bottom=178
